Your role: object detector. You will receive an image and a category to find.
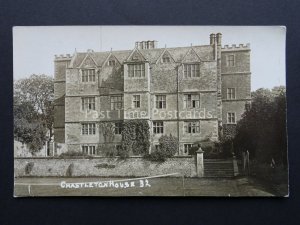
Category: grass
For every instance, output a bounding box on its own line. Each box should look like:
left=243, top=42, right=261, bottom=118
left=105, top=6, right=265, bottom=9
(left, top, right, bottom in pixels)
left=14, top=176, right=282, bottom=197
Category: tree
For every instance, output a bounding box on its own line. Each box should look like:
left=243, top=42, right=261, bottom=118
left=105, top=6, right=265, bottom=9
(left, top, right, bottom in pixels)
left=234, top=86, right=287, bottom=166
left=14, top=74, right=54, bottom=155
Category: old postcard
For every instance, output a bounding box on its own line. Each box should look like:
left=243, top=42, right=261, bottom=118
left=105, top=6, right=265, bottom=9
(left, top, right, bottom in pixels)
left=13, top=26, right=288, bottom=197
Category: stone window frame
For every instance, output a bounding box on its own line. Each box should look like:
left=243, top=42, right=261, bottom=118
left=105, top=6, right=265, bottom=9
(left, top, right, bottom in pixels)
left=155, top=95, right=166, bottom=109
left=183, top=63, right=200, bottom=78
left=108, top=59, right=116, bottom=66
left=227, top=112, right=236, bottom=124
left=226, top=54, right=235, bottom=67
left=184, top=121, right=200, bottom=134
left=184, top=94, right=200, bottom=109
left=162, top=54, right=171, bottom=63
left=153, top=121, right=164, bottom=134
left=81, top=97, right=96, bottom=110
left=81, top=69, right=96, bottom=82
left=183, top=143, right=193, bottom=155
left=81, top=123, right=96, bottom=135
left=114, top=122, right=123, bottom=135
left=128, top=63, right=145, bottom=78
left=132, top=95, right=141, bottom=108
left=110, top=95, right=123, bottom=110
left=81, top=145, right=96, bottom=155
left=227, top=88, right=236, bottom=100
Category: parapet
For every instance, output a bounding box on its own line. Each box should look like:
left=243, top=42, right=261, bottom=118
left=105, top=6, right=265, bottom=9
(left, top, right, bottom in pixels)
left=54, top=54, right=72, bottom=61
left=222, top=43, right=250, bottom=51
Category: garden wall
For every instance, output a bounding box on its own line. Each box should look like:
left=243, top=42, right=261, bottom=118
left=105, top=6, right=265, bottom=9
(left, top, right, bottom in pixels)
left=14, top=157, right=196, bottom=178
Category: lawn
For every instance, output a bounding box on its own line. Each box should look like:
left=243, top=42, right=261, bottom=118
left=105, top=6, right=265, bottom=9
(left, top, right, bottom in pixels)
left=14, top=176, right=280, bottom=197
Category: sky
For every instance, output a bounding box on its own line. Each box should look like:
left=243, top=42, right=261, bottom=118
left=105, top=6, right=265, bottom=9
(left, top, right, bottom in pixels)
left=13, top=26, right=286, bottom=91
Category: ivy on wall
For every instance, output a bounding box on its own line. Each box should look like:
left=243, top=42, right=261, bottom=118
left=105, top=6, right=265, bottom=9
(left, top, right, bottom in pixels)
left=99, top=122, right=115, bottom=143
left=121, top=120, right=150, bottom=158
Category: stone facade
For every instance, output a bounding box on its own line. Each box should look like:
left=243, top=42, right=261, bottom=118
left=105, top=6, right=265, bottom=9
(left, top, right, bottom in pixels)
left=53, top=34, right=251, bottom=156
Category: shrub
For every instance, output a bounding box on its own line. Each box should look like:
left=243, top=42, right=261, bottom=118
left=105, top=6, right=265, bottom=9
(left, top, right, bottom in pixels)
left=146, top=134, right=178, bottom=162
left=59, top=150, right=92, bottom=159
left=25, top=162, right=34, bottom=175
left=100, top=144, right=118, bottom=157
left=144, top=151, right=166, bottom=162
left=158, top=134, right=178, bottom=157
left=66, top=163, right=74, bottom=177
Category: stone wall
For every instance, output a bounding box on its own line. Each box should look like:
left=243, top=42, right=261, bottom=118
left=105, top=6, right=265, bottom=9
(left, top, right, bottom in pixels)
left=14, top=157, right=196, bottom=178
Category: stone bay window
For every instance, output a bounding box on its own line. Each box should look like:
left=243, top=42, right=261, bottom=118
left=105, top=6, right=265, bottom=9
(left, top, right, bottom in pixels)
left=128, top=64, right=145, bottom=77
left=82, top=145, right=96, bottom=155
left=81, top=123, right=96, bottom=135
left=133, top=95, right=141, bottom=108
left=110, top=95, right=123, bottom=110
left=155, top=95, right=166, bottom=109
left=184, top=94, right=200, bottom=108
left=227, top=112, right=236, bottom=124
left=184, top=64, right=200, bottom=78
left=81, top=69, right=95, bottom=82
left=153, top=121, right=164, bottom=134
left=81, top=97, right=95, bottom=110
left=185, top=121, right=200, bottom=134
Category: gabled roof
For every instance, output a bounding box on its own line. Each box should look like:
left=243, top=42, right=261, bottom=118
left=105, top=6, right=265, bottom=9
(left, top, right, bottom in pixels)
left=67, top=44, right=214, bottom=68
left=125, top=47, right=147, bottom=62
left=78, top=52, right=98, bottom=68
left=181, top=47, right=202, bottom=63
left=155, top=48, right=176, bottom=64
left=101, top=52, right=121, bottom=67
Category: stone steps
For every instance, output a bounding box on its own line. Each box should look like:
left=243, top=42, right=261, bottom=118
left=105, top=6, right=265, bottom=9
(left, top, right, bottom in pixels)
left=204, top=159, right=234, bottom=178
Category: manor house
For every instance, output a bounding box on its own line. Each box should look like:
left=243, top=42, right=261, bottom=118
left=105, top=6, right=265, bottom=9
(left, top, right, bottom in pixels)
left=53, top=33, right=251, bottom=156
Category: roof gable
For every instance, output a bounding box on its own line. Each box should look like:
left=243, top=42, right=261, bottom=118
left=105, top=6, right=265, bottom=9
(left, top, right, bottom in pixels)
left=182, top=47, right=201, bottom=63
left=79, top=53, right=98, bottom=68
left=102, top=52, right=121, bottom=67
left=155, top=48, right=175, bottom=64
left=125, top=48, right=146, bottom=62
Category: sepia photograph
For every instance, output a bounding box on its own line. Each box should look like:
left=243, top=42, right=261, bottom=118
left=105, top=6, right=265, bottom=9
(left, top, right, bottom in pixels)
left=13, top=26, right=288, bottom=197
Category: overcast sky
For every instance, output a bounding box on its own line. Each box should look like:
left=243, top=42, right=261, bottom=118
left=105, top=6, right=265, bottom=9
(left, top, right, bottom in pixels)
left=13, top=26, right=286, bottom=91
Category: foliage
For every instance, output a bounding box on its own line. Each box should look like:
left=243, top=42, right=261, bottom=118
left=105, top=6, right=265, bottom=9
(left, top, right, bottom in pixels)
left=14, top=74, right=54, bottom=154
left=25, top=162, right=34, bottom=175
left=99, top=122, right=115, bottom=143
left=121, top=120, right=150, bottom=158
left=158, top=134, right=178, bottom=157
left=133, top=120, right=150, bottom=155
left=98, top=144, right=118, bottom=157
left=234, top=86, right=287, bottom=166
left=59, top=151, right=92, bottom=159
left=144, top=151, right=167, bottom=162
left=146, top=134, right=178, bottom=162
left=66, top=163, right=74, bottom=177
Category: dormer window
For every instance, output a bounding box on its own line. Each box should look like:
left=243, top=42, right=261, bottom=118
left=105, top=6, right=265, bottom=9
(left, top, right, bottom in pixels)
left=162, top=55, right=170, bottom=63
left=108, top=60, right=116, bottom=66
left=132, top=53, right=140, bottom=61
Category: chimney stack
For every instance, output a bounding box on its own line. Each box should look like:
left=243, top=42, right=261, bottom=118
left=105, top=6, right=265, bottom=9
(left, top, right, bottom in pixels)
left=216, top=33, right=222, bottom=46
left=135, top=40, right=157, bottom=50
left=210, top=33, right=216, bottom=45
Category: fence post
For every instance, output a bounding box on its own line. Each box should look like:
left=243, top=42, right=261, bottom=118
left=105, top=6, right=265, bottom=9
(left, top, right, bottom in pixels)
left=232, top=154, right=239, bottom=176
left=196, top=148, right=204, bottom=177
